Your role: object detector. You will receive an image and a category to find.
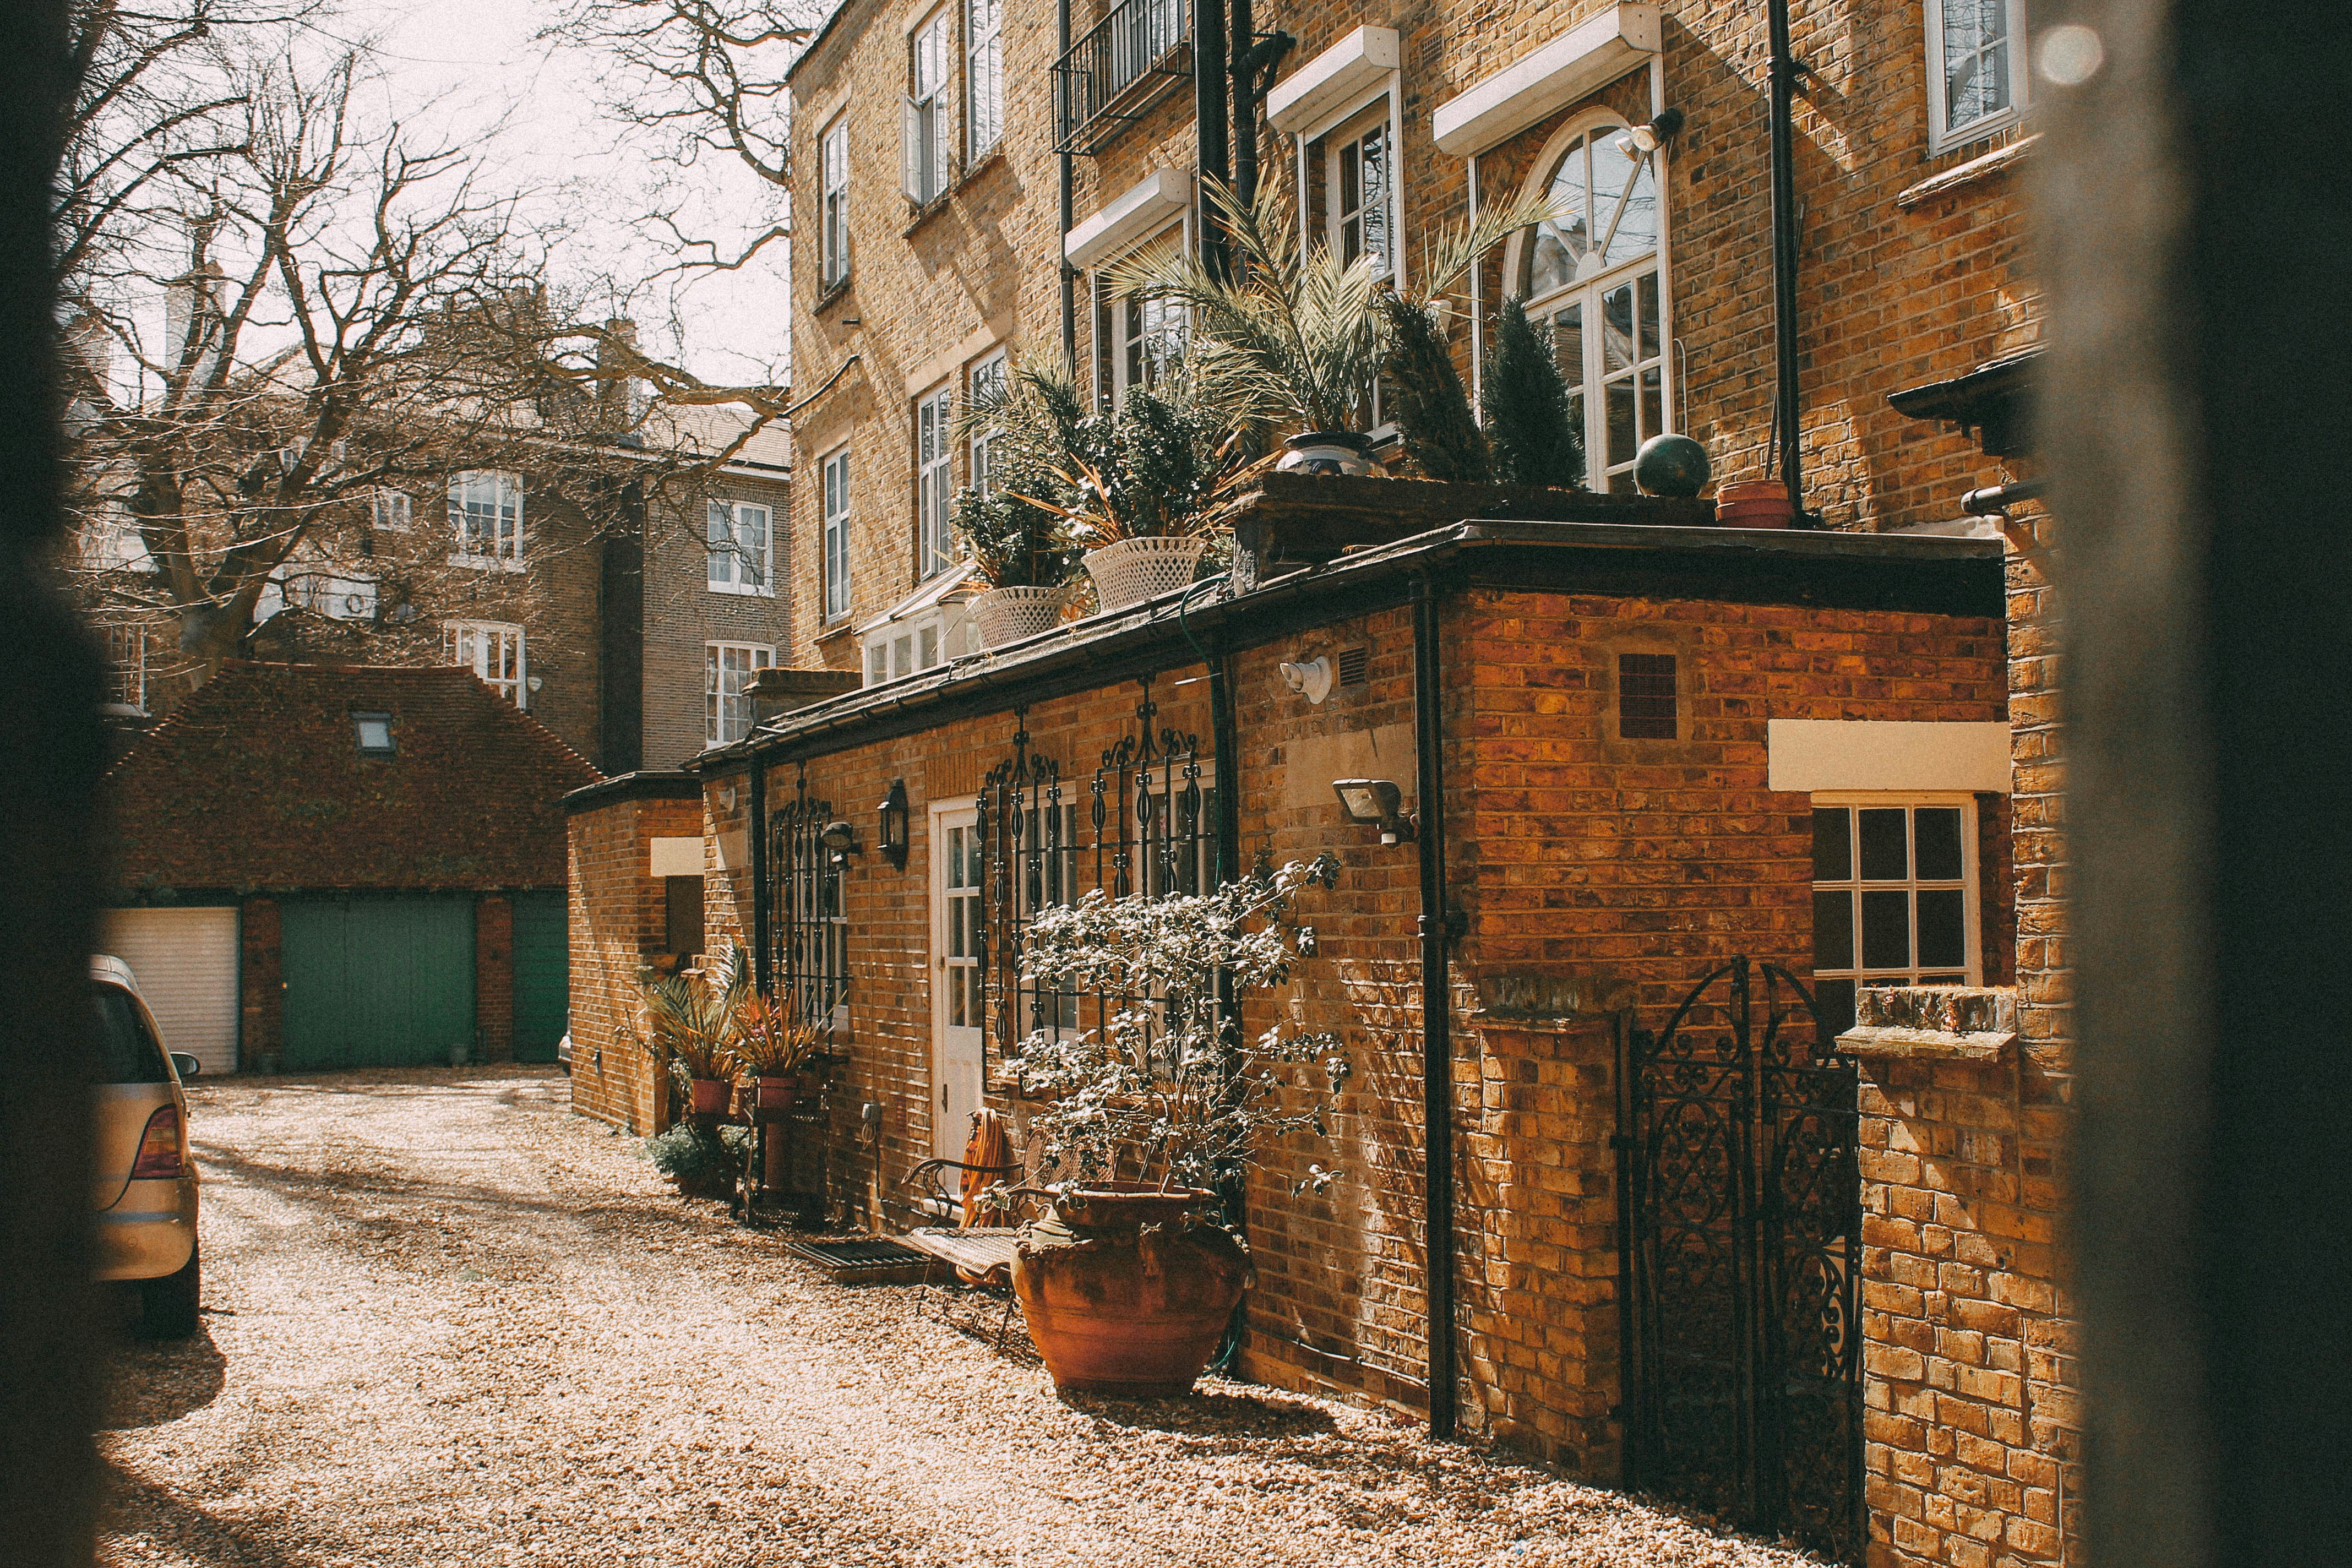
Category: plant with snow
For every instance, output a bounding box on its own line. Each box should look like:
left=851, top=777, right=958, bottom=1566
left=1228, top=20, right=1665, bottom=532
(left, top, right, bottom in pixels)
left=1001, top=853, right=1349, bottom=1195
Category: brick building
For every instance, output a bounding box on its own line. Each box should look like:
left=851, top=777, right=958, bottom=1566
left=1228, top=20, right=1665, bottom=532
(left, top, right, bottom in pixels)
left=104, top=662, right=600, bottom=1074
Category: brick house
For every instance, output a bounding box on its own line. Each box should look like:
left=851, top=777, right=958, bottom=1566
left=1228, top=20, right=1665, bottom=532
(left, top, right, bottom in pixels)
left=104, top=662, right=600, bottom=1075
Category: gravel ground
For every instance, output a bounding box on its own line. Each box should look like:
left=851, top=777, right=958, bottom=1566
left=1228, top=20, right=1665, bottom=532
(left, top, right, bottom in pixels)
left=98, top=1065, right=1823, bottom=1568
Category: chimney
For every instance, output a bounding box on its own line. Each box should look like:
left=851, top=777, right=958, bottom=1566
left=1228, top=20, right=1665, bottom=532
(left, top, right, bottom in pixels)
left=597, top=318, right=636, bottom=428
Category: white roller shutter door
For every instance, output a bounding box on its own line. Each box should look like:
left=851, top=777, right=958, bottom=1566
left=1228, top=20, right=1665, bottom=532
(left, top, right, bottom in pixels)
left=97, top=907, right=240, bottom=1074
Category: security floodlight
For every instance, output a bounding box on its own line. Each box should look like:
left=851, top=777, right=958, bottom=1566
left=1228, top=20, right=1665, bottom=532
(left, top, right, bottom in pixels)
left=821, top=819, right=862, bottom=863
left=1332, top=778, right=1415, bottom=844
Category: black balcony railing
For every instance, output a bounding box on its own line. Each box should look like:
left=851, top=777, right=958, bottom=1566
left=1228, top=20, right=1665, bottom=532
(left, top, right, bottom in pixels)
left=1053, top=0, right=1191, bottom=156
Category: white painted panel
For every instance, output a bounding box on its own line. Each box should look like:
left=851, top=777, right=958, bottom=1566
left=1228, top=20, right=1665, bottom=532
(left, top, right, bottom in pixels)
left=1267, top=26, right=1400, bottom=136
left=1064, top=168, right=1190, bottom=269
left=97, top=907, right=240, bottom=1074
left=1431, top=3, right=1659, bottom=155
left=649, top=837, right=705, bottom=878
left=1767, top=720, right=2013, bottom=794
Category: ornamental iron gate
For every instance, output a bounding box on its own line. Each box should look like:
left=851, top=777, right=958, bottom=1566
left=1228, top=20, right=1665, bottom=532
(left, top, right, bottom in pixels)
left=1617, top=956, right=1864, bottom=1562
left=767, top=769, right=850, bottom=1031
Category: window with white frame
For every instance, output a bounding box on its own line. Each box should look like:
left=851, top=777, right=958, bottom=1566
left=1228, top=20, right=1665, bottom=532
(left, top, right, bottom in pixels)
left=821, top=117, right=851, bottom=288
left=445, top=619, right=527, bottom=707
left=706, top=498, right=772, bottom=594
left=904, top=9, right=952, bottom=206
left=447, top=470, right=524, bottom=568
left=821, top=446, right=852, bottom=621
left=862, top=612, right=974, bottom=687
left=1096, top=222, right=1187, bottom=404
left=1926, top=0, right=2028, bottom=152
left=916, top=383, right=955, bottom=580
left=371, top=488, right=411, bottom=531
left=1322, top=99, right=1395, bottom=273
left=966, top=0, right=1004, bottom=161
left=104, top=624, right=146, bottom=714
left=968, top=351, right=1008, bottom=499
left=705, top=641, right=775, bottom=744
left=1810, top=797, right=1980, bottom=1038
left=1519, top=116, right=1667, bottom=493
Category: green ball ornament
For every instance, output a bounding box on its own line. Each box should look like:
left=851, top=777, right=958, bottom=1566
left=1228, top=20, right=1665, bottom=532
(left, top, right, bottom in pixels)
left=1634, top=433, right=1711, bottom=497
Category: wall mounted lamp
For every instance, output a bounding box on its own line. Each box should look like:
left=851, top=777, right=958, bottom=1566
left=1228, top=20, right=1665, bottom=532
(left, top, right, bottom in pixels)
left=876, top=778, right=910, bottom=869
left=1616, top=105, right=1686, bottom=159
left=1281, top=656, right=1335, bottom=704
left=1332, top=778, right=1417, bottom=844
left=820, top=818, right=862, bottom=864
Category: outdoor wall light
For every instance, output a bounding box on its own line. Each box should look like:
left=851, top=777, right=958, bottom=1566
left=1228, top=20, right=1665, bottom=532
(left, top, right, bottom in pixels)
left=876, top=778, right=910, bottom=870
left=1332, top=778, right=1417, bottom=844
left=1280, top=656, right=1335, bottom=705
left=1616, top=106, right=1686, bottom=159
left=821, top=818, right=863, bottom=864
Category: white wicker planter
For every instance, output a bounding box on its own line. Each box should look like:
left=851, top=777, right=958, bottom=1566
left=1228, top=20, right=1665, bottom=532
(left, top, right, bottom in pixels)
left=1083, top=536, right=1209, bottom=614
left=968, top=585, right=1064, bottom=649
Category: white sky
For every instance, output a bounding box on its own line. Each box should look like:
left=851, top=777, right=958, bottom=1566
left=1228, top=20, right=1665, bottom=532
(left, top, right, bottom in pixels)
left=314, top=0, right=794, bottom=385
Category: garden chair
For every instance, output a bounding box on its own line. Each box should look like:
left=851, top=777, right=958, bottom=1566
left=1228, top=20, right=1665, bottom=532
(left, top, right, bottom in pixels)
left=901, top=1109, right=1033, bottom=1349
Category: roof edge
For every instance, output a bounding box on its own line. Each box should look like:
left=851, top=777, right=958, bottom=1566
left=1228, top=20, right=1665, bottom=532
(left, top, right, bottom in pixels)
left=562, top=769, right=705, bottom=814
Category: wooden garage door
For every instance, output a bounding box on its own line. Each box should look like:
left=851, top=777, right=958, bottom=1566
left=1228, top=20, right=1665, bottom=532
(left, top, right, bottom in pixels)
left=280, top=896, right=475, bottom=1070
left=510, top=890, right=568, bottom=1064
left=97, top=907, right=240, bottom=1075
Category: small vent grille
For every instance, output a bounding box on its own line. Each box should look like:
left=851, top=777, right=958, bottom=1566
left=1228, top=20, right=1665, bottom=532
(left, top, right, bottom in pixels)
left=1336, top=646, right=1370, bottom=688
left=1618, top=653, right=1679, bottom=739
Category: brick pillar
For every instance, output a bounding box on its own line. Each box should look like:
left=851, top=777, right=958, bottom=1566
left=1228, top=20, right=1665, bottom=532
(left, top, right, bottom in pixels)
left=1844, top=987, right=2077, bottom=1568
left=475, top=894, right=513, bottom=1063
left=239, top=897, right=280, bottom=1070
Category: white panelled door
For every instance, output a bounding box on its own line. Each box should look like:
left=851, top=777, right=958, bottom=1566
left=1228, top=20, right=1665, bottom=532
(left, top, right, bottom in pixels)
left=97, top=907, right=240, bottom=1074
left=930, top=803, right=987, bottom=1185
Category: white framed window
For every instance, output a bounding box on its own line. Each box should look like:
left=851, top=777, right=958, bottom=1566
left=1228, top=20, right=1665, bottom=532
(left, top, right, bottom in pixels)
left=903, top=9, right=952, bottom=206
left=371, top=488, right=411, bottom=531
left=103, top=624, right=146, bottom=714
left=446, top=619, right=526, bottom=707
left=967, top=351, right=1008, bottom=499
left=705, top=641, right=776, bottom=745
left=1095, top=221, right=1188, bottom=404
left=821, top=446, right=852, bottom=622
left=706, top=498, right=772, bottom=594
left=1810, top=795, right=1981, bottom=1038
left=916, top=383, right=955, bottom=580
left=1926, top=0, right=2028, bottom=153
left=1517, top=115, right=1668, bottom=493
left=447, top=470, right=524, bottom=569
left=862, top=615, right=971, bottom=686
left=821, top=117, right=851, bottom=288
left=966, top=0, right=1004, bottom=161
left=1324, top=99, right=1395, bottom=273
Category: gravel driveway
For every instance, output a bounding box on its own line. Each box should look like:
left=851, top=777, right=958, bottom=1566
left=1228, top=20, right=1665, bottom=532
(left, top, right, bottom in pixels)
left=99, top=1066, right=1820, bottom=1567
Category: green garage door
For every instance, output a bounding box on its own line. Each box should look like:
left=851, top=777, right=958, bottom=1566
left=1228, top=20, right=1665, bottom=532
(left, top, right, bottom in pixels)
left=280, top=896, right=476, bottom=1069
left=510, top=891, right=568, bottom=1063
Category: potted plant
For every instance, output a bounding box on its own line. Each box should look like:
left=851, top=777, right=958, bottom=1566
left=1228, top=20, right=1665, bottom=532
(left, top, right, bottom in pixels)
left=641, top=966, right=737, bottom=1120
left=952, top=372, right=1084, bottom=645
left=645, top=1120, right=748, bottom=1200
left=1000, top=853, right=1348, bottom=1397
left=728, top=986, right=823, bottom=1118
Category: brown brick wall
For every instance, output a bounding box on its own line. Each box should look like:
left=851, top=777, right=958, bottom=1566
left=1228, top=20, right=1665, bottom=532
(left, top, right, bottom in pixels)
left=476, top=894, right=514, bottom=1062
left=239, top=896, right=280, bottom=1065
left=567, top=792, right=705, bottom=1130
left=643, top=475, right=796, bottom=770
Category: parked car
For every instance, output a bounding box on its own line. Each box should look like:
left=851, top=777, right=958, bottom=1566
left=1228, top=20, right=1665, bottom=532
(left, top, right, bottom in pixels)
left=91, top=954, right=203, bottom=1337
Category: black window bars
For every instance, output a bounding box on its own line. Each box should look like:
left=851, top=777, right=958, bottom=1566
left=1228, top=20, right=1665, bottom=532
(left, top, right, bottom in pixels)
left=767, top=770, right=851, bottom=1033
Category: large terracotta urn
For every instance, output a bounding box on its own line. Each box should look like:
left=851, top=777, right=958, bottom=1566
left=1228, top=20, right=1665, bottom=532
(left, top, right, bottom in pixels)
left=1011, top=1183, right=1251, bottom=1397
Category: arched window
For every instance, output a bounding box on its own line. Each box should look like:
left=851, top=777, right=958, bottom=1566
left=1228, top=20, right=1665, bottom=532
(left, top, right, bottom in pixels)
left=1512, top=114, right=1669, bottom=493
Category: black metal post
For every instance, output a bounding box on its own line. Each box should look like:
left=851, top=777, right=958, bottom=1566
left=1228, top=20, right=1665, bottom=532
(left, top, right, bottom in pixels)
left=1194, top=0, right=1230, bottom=271
left=1412, top=574, right=1456, bottom=1439
left=1765, top=0, right=1804, bottom=508
left=1228, top=0, right=1256, bottom=207
left=1058, top=0, right=1079, bottom=371
left=748, top=761, right=771, bottom=995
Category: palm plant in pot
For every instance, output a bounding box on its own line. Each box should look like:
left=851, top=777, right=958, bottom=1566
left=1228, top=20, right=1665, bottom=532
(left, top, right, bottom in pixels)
left=952, top=371, right=1084, bottom=646
left=728, top=986, right=824, bottom=1119
left=999, top=853, right=1348, bottom=1397
left=641, top=965, right=738, bottom=1120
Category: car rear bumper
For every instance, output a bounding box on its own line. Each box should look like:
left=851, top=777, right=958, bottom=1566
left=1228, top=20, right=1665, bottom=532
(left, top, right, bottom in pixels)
left=95, top=1178, right=198, bottom=1282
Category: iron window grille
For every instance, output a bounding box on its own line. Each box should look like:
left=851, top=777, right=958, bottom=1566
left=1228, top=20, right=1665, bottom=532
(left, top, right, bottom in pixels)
left=768, top=771, right=852, bottom=1031
left=979, top=683, right=1218, bottom=1081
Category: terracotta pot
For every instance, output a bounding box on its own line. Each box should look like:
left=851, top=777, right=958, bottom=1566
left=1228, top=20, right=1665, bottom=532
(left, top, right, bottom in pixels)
left=687, top=1076, right=732, bottom=1117
left=969, top=585, right=1064, bottom=648
left=752, top=1074, right=797, bottom=1112
left=1275, top=430, right=1378, bottom=477
left=1714, top=480, right=1795, bottom=529
left=1011, top=1183, right=1251, bottom=1397
left=1082, top=537, right=1210, bottom=615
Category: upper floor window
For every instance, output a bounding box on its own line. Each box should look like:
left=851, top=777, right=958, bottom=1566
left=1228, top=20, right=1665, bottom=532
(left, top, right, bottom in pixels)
left=706, top=641, right=775, bottom=745
left=905, top=10, right=952, bottom=206
left=706, top=499, right=772, bottom=594
left=821, top=118, right=851, bottom=288
left=821, top=446, right=852, bottom=622
left=370, top=488, right=411, bottom=532
left=104, top=624, right=146, bottom=715
left=967, top=0, right=1004, bottom=161
left=1927, top=0, right=2028, bottom=151
left=862, top=608, right=975, bottom=687
left=1323, top=99, right=1394, bottom=273
left=916, top=384, right=956, bottom=580
left=1097, top=222, right=1187, bottom=405
left=446, top=619, right=526, bottom=707
left=448, top=470, right=523, bottom=569
left=1519, top=116, right=1668, bottom=493
left=968, top=351, right=1008, bottom=499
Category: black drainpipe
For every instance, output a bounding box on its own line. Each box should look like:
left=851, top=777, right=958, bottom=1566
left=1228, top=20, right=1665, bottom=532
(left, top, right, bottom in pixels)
left=1228, top=0, right=1256, bottom=206
left=749, top=760, right=771, bottom=995
left=1059, top=0, right=1078, bottom=371
left=1194, top=0, right=1230, bottom=270
left=1412, top=573, right=1457, bottom=1439
left=1766, top=0, right=1804, bottom=510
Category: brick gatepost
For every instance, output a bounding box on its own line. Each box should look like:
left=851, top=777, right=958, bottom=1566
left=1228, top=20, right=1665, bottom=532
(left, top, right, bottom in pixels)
left=239, top=896, right=281, bottom=1068
left=475, top=894, right=514, bottom=1063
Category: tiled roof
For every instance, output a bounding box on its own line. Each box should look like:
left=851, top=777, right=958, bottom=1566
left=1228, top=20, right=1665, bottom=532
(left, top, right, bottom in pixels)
left=106, top=662, right=601, bottom=894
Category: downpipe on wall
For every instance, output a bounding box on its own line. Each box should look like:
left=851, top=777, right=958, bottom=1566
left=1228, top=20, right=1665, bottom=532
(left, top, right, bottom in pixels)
left=1413, top=574, right=1458, bottom=1439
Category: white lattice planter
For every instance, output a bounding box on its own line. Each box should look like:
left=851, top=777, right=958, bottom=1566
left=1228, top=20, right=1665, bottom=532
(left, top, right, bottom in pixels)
left=1083, top=536, right=1209, bottom=614
left=968, top=586, right=1064, bottom=649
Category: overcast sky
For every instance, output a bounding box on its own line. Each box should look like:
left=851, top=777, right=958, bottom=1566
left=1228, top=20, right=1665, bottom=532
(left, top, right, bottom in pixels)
left=318, top=0, right=794, bottom=385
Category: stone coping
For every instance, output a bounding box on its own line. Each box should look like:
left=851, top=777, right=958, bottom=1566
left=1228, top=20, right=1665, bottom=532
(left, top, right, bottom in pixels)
left=1836, top=984, right=2018, bottom=1061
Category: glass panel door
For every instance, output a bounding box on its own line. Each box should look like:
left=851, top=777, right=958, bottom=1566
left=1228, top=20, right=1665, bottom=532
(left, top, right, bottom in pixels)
left=932, top=804, right=987, bottom=1184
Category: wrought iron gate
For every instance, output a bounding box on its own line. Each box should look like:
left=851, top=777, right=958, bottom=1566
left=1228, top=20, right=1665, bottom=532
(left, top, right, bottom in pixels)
left=1618, top=956, right=1864, bottom=1561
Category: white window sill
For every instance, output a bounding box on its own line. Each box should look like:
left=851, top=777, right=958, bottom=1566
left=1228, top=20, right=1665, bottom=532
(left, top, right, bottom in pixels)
left=706, top=581, right=776, bottom=598
left=1926, top=107, right=2027, bottom=162
left=448, top=553, right=526, bottom=573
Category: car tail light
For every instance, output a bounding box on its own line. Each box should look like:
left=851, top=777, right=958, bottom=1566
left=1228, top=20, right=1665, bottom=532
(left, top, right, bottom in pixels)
left=129, top=1106, right=184, bottom=1179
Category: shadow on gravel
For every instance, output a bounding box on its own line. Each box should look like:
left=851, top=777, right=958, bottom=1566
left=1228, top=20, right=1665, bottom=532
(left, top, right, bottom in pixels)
left=188, top=1144, right=581, bottom=1222
left=1062, top=1388, right=1338, bottom=1438
left=101, top=1323, right=227, bottom=1430
left=101, top=1453, right=353, bottom=1567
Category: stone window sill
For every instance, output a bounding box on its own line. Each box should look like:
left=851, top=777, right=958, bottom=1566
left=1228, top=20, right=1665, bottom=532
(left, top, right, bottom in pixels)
left=902, top=189, right=955, bottom=238
left=815, top=275, right=854, bottom=315
left=1896, top=133, right=2040, bottom=212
